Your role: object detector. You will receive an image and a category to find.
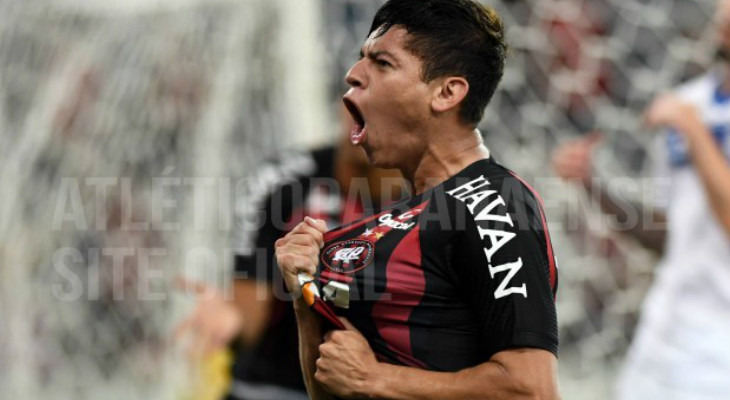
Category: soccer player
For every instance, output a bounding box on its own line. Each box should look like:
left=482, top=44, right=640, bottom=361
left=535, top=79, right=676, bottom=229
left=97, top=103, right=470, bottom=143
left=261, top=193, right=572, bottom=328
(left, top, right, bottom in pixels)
left=275, top=1, right=560, bottom=399
left=552, top=1, right=730, bottom=397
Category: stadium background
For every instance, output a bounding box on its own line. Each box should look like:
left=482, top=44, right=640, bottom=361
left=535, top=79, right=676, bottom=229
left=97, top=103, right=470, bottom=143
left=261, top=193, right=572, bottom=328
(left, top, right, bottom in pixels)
left=0, top=0, right=717, bottom=399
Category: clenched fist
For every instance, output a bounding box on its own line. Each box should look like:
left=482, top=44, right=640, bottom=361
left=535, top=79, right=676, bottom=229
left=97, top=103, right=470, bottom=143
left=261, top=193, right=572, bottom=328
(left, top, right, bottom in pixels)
left=275, top=216, right=328, bottom=294
left=315, top=318, right=379, bottom=399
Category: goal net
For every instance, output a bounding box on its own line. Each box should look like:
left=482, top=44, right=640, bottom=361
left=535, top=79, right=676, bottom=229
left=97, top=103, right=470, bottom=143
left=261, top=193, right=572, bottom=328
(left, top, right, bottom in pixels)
left=0, top=0, right=327, bottom=399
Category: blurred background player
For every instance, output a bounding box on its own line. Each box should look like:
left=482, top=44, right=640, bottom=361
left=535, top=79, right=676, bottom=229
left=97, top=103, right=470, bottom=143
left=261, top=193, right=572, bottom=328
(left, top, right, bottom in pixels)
left=552, top=0, right=730, bottom=397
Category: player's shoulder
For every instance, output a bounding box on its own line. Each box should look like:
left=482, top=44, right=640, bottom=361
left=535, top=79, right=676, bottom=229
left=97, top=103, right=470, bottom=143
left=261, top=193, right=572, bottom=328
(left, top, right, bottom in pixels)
left=439, top=157, right=543, bottom=230
left=444, top=157, right=540, bottom=202
left=674, top=71, right=717, bottom=104
left=243, top=147, right=325, bottom=202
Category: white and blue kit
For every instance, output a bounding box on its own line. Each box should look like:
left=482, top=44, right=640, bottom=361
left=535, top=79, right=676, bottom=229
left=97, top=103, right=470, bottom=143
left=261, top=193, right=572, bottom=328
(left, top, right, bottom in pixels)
left=617, top=70, right=730, bottom=399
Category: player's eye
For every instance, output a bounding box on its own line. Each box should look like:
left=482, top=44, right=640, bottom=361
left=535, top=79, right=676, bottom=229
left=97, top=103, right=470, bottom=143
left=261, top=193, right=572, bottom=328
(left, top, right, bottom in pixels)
left=375, top=58, right=391, bottom=68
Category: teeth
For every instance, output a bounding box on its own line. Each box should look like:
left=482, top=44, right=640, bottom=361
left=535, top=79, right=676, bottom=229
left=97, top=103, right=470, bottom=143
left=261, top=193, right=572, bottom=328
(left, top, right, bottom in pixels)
left=350, top=124, right=365, bottom=145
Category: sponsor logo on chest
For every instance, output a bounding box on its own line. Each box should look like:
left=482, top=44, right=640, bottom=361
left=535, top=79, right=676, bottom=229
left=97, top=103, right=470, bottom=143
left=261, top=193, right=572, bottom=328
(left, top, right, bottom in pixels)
left=320, top=207, right=424, bottom=275
left=375, top=212, right=418, bottom=231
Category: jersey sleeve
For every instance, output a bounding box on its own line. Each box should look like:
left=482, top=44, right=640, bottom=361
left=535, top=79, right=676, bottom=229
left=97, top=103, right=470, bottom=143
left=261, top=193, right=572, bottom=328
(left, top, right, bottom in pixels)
left=233, top=185, right=284, bottom=282
left=450, top=175, right=558, bottom=358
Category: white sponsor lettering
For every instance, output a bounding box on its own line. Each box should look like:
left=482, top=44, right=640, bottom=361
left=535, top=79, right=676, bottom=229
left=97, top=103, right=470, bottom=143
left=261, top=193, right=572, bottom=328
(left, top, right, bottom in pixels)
left=398, top=211, right=416, bottom=221
left=475, top=196, right=514, bottom=226
left=448, top=176, right=528, bottom=299
left=488, top=258, right=528, bottom=299
left=477, top=227, right=516, bottom=262
left=446, top=176, right=491, bottom=201
left=378, top=213, right=416, bottom=230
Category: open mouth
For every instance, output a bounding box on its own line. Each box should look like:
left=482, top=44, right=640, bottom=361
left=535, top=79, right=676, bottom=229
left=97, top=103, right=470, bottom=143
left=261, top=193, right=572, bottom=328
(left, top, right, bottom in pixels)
left=343, top=97, right=367, bottom=145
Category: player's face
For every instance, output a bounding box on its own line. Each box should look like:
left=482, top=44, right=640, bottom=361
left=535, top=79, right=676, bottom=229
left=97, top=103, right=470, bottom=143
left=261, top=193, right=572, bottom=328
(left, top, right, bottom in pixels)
left=343, top=27, right=433, bottom=169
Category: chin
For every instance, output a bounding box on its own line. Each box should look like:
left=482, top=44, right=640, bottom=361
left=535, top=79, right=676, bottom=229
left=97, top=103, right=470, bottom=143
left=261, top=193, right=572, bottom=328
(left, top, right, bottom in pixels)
left=359, top=147, right=376, bottom=165
left=368, top=155, right=400, bottom=170
left=361, top=146, right=388, bottom=168
left=361, top=147, right=380, bottom=167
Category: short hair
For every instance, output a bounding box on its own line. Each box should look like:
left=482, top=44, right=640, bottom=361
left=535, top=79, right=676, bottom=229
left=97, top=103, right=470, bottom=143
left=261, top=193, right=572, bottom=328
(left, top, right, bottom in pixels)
left=369, top=0, right=507, bottom=126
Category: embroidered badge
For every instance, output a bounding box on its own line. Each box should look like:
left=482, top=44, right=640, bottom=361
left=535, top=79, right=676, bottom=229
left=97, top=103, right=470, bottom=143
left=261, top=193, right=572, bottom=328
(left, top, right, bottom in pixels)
left=321, top=239, right=375, bottom=274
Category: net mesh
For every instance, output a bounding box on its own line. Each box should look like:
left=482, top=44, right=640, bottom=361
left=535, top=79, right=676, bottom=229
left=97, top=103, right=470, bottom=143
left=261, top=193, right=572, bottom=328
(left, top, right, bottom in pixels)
left=0, top=0, right=719, bottom=399
left=0, top=0, right=327, bottom=399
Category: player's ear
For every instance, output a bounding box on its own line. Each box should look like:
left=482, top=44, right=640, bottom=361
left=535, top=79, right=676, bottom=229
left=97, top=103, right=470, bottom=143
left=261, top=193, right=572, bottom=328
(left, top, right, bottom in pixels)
left=430, top=76, right=469, bottom=114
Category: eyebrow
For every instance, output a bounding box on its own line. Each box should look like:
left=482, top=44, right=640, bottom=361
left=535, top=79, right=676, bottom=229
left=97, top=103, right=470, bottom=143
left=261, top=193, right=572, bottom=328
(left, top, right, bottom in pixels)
left=359, top=49, right=399, bottom=65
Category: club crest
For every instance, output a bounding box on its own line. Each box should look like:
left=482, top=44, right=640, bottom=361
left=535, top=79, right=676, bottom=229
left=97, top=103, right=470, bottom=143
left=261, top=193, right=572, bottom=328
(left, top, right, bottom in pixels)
left=321, top=239, right=375, bottom=274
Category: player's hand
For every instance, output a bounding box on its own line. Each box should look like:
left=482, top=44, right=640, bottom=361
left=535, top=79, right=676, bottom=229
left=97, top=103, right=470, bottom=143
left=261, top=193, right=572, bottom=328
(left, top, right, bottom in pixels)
left=551, top=132, right=603, bottom=185
left=173, top=277, right=242, bottom=358
left=275, top=217, right=327, bottom=294
left=315, top=318, right=379, bottom=399
left=644, top=93, right=702, bottom=134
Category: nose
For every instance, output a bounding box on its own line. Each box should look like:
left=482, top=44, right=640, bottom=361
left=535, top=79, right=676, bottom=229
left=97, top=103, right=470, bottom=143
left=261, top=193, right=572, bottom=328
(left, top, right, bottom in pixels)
left=345, top=59, right=366, bottom=89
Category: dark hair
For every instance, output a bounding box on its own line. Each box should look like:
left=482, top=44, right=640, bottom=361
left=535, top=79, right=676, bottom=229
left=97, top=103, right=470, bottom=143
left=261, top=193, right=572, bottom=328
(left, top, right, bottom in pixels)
left=369, top=0, right=507, bottom=126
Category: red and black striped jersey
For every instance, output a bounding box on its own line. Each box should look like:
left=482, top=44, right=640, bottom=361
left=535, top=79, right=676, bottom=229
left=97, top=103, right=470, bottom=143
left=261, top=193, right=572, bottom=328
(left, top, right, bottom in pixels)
left=315, top=157, right=558, bottom=372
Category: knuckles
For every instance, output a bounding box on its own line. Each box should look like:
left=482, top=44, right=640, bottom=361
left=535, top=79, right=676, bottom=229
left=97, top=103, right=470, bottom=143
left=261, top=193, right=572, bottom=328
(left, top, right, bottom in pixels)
left=327, top=330, right=345, bottom=344
left=318, top=342, right=331, bottom=355
left=273, top=220, right=325, bottom=277
left=276, top=254, right=303, bottom=271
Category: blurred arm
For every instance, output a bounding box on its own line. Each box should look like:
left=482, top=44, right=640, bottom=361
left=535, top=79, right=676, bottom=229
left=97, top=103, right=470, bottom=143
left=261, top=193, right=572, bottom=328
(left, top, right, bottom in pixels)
left=682, top=120, right=730, bottom=234
left=582, top=179, right=667, bottom=253
left=232, top=279, right=273, bottom=347
left=174, top=278, right=243, bottom=356
left=552, top=134, right=667, bottom=254
left=645, top=94, right=730, bottom=236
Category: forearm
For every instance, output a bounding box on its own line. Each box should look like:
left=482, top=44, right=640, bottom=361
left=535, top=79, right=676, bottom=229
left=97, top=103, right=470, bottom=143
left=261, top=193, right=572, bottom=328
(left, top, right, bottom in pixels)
left=367, top=350, right=558, bottom=400
left=294, top=298, right=334, bottom=400
left=583, top=180, right=667, bottom=253
left=682, top=120, right=730, bottom=235
left=233, top=280, right=272, bottom=347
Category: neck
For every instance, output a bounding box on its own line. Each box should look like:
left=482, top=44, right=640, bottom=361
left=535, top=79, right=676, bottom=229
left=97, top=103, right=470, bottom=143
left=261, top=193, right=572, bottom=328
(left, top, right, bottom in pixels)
left=400, top=126, right=490, bottom=195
